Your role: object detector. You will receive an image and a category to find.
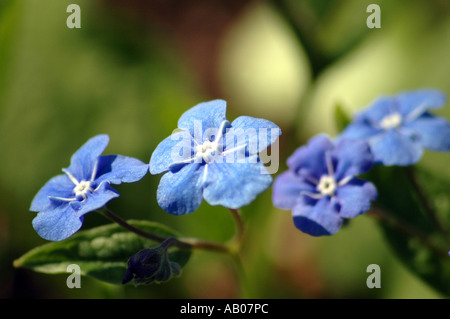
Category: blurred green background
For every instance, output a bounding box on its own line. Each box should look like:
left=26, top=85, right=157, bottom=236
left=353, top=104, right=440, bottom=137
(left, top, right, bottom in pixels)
left=1, top=0, right=449, bottom=298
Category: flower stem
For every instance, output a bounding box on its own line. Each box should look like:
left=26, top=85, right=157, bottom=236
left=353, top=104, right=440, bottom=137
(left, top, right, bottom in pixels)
left=229, top=209, right=245, bottom=248
left=368, top=207, right=447, bottom=258
left=98, top=207, right=231, bottom=254
left=404, top=167, right=449, bottom=240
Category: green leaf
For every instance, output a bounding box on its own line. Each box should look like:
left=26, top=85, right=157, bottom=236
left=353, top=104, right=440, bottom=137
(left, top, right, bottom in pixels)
left=13, top=220, right=192, bottom=285
left=367, top=166, right=450, bottom=296
left=334, top=102, right=352, bottom=132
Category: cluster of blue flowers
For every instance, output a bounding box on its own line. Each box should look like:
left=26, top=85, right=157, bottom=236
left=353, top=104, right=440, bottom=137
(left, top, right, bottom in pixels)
left=30, top=100, right=281, bottom=241
left=272, top=89, right=450, bottom=236
left=30, top=89, right=449, bottom=244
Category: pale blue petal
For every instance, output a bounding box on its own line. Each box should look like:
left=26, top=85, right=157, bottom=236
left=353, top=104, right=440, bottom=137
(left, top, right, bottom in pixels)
left=287, top=134, right=333, bottom=179
left=156, top=163, right=205, bottom=215
left=94, top=155, right=148, bottom=185
left=355, top=96, right=397, bottom=124
left=292, top=196, right=342, bottom=236
left=30, top=174, right=75, bottom=212
left=177, top=100, right=227, bottom=138
left=149, top=130, right=194, bottom=174
left=69, top=182, right=119, bottom=217
left=336, top=178, right=377, bottom=218
left=32, top=203, right=84, bottom=241
left=64, top=135, right=110, bottom=181
left=332, top=139, right=374, bottom=181
left=272, top=171, right=314, bottom=210
left=396, top=90, right=446, bottom=120
left=227, top=116, right=281, bottom=155
left=369, top=130, right=423, bottom=166
left=337, top=122, right=381, bottom=141
left=203, top=158, right=272, bottom=209
left=402, top=114, right=450, bottom=151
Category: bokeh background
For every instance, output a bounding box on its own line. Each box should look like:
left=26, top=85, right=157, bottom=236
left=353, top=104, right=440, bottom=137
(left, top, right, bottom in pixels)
left=1, top=0, right=449, bottom=298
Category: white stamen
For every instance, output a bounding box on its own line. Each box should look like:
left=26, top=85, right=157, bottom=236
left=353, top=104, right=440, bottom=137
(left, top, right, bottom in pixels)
left=64, top=170, right=79, bottom=186
left=49, top=196, right=77, bottom=202
left=301, top=191, right=324, bottom=200
left=90, top=159, right=99, bottom=182
left=380, top=112, right=402, bottom=130
left=338, top=175, right=353, bottom=187
left=73, top=180, right=94, bottom=199
left=316, top=175, right=337, bottom=197
left=222, top=144, right=246, bottom=155
left=203, top=164, right=208, bottom=184
left=194, top=120, right=229, bottom=163
left=325, top=152, right=334, bottom=176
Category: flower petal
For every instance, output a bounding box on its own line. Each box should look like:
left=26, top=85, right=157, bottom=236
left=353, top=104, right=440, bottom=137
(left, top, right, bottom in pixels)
left=149, top=130, right=194, bottom=175
left=336, top=178, right=377, bottom=218
left=287, top=134, right=333, bottom=179
left=203, top=158, right=272, bottom=209
left=69, top=182, right=119, bottom=216
left=94, top=155, right=148, bottom=184
left=337, top=122, right=381, bottom=141
left=402, top=114, right=450, bottom=151
left=177, top=100, right=227, bottom=139
left=156, top=163, right=205, bottom=215
left=226, top=116, right=281, bottom=155
left=355, top=96, right=397, bottom=124
left=332, top=139, right=374, bottom=181
left=369, top=130, right=423, bottom=166
left=396, top=90, right=446, bottom=120
left=30, top=174, right=75, bottom=212
left=292, top=196, right=342, bottom=236
left=64, top=135, right=110, bottom=181
left=272, top=171, right=314, bottom=210
left=32, top=203, right=84, bottom=241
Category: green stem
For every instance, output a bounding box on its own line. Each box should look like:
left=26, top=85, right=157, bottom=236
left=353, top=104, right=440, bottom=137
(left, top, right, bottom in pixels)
left=99, top=207, right=230, bottom=253
left=369, top=206, right=447, bottom=258
left=229, top=209, right=245, bottom=248
left=404, top=167, right=449, bottom=240
left=100, top=206, right=248, bottom=253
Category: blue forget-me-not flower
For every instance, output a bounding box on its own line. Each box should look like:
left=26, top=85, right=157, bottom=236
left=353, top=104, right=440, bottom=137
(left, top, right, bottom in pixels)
left=272, top=134, right=377, bottom=236
left=30, top=135, right=148, bottom=241
left=338, top=89, right=450, bottom=166
left=150, top=99, right=281, bottom=215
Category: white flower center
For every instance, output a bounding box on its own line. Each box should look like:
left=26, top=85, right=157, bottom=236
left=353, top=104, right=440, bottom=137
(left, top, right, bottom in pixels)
left=316, top=175, right=337, bottom=197
left=73, top=180, right=93, bottom=197
left=195, top=140, right=221, bottom=163
left=380, top=112, right=402, bottom=129
left=194, top=120, right=229, bottom=163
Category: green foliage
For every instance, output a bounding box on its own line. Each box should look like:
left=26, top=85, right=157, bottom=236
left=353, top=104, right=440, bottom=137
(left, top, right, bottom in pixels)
left=13, top=221, right=191, bottom=285
left=367, top=166, right=450, bottom=296
left=334, top=102, right=352, bottom=132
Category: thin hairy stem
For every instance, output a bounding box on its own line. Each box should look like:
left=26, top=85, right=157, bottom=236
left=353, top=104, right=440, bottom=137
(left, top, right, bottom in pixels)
left=368, top=207, right=447, bottom=258
left=404, top=167, right=449, bottom=241
left=99, top=207, right=231, bottom=253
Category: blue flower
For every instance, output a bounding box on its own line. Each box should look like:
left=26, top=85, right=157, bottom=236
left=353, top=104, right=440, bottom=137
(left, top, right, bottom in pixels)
left=122, top=238, right=181, bottom=285
left=150, top=99, right=281, bottom=215
left=30, top=135, right=148, bottom=241
left=338, top=89, right=450, bottom=166
left=272, top=134, right=377, bottom=236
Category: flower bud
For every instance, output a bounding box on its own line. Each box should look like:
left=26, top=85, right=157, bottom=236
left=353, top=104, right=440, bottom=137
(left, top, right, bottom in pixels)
left=122, top=237, right=181, bottom=285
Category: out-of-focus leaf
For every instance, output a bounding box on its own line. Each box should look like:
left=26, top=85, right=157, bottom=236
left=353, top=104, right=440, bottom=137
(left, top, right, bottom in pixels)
left=14, top=220, right=191, bottom=285
left=367, top=166, right=450, bottom=296
left=334, top=102, right=352, bottom=132
left=0, top=0, right=20, bottom=99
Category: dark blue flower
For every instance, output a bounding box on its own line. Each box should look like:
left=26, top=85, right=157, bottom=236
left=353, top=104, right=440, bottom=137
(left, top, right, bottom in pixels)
left=122, top=238, right=181, bottom=285
left=30, top=135, right=148, bottom=241
left=272, top=134, right=377, bottom=236
left=150, top=99, right=281, bottom=215
left=338, top=89, right=450, bottom=166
